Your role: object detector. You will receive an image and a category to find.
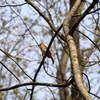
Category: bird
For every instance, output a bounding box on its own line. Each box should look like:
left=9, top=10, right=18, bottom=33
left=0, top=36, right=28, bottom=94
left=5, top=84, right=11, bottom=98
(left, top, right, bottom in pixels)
left=38, top=42, right=54, bottom=63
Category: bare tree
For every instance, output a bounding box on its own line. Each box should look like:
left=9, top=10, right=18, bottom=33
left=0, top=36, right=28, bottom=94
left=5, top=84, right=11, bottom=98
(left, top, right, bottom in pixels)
left=0, top=0, right=100, bottom=100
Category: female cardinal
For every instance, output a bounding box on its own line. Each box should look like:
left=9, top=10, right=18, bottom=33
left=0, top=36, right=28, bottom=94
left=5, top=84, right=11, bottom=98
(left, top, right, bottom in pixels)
left=38, top=42, right=54, bottom=63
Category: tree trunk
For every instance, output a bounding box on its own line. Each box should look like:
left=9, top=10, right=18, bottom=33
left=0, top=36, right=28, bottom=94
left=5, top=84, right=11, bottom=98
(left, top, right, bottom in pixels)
left=70, top=0, right=85, bottom=99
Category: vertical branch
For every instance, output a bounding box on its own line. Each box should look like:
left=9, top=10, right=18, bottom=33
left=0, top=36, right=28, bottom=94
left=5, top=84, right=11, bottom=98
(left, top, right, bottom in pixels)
left=66, top=35, right=92, bottom=100
left=63, top=0, right=95, bottom=99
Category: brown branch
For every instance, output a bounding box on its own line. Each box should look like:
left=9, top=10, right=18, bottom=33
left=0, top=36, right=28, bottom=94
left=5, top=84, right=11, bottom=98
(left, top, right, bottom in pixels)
left=0, top=82, right=66, bottom=92
left=69, top=0, right=99, bottom=36
left=67, top=35, right=92, bottom=100
left=63, top=0, right=93, bottom=99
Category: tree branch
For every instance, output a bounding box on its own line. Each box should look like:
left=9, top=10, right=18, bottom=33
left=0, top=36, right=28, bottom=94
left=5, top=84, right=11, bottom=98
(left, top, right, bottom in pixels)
left=63, top=0, right=93, bottom=99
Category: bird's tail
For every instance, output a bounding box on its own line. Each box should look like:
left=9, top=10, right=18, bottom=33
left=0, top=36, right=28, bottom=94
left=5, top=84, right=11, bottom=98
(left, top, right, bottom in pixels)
left=50, top=57, right=54, bottom=64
